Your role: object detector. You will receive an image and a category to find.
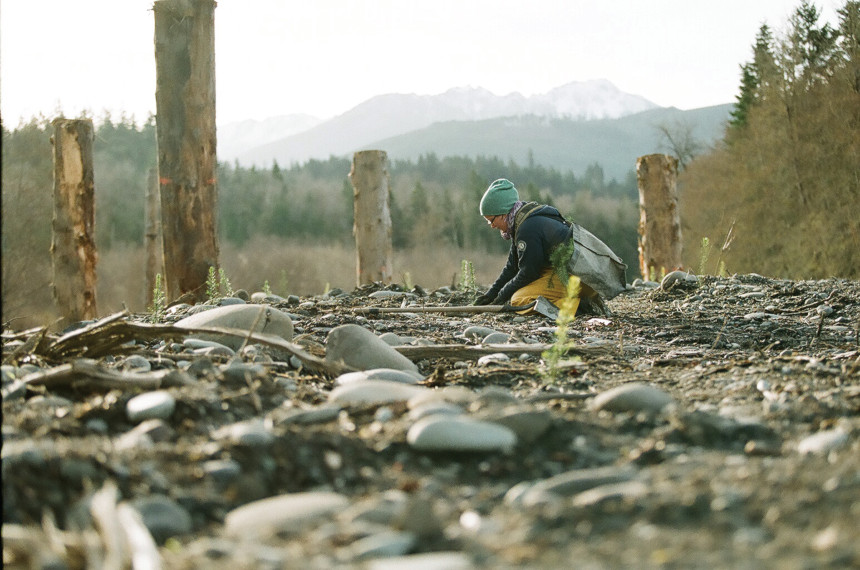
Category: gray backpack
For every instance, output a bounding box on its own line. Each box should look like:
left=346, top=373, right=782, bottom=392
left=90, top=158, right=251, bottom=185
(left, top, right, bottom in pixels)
left=566, top=222, right=628, bottom=300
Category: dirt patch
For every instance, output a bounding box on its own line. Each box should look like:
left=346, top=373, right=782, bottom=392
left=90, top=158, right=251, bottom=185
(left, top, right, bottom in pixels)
left=3, top=274, right=859, bottom=568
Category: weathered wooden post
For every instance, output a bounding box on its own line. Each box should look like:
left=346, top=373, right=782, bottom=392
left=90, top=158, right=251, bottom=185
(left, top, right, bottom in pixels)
left=153, top=0, right=219, bottom=302
left=144, top=167, right=163, bottom=307
left=51, top=118, right=98, bottom=324
left=636, top=154, right=682, bottom=280
left=349, top=150, right=393, bottom=286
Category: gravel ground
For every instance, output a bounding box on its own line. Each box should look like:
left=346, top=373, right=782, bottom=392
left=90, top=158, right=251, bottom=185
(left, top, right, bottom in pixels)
left=2, top=273, right=859, bottom=569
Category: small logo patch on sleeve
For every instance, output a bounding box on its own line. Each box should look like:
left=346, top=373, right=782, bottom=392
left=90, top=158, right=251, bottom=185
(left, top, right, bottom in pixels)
left=517, top=240, right=527, bottom=252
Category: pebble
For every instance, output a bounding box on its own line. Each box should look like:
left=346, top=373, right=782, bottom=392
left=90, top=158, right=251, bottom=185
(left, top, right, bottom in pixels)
left=335, top=368, right=423, bottom=386
left=797, top=428, right=849, bottom=454
left=660, top=271, right=698, bottom=289
left=478, top=408, right=553, bottom=444
left=369, top=291, right=417, bottom=300
left=350, top=530, right=417, bottom=560
left=407, top=416, right=517, bottom=452
left=223, top=491, right=350, bottom=537
left=202, top=459, right=242, bottom=485
left=175, top=304, right=294, bottom=349
left=462, top=326, right=498, bottom=341
left=482, top=332, right=512, bottom=344
left=379, top=332, right=405, bottom=346
left=570, top=480, right=648, bottom=507
left=325, top=324, right=419, bottom=374
left=590, top=383, right=673, bottom=414
left=214, top=419, right=274, bottom=447
left=120, top=354, right=152, bottom=372
left=511, top=465, right=637, bottom=506
left=364, top=551, right=475, bottom=570
left=477, top=353, right=510, bottom=366
left=126, top=391, right=176, bottom=423
left=182, top=338, right=234, bottom=351
left=129, top=494, right=193, bottom=543
left=329, top=379, right=428, bottom=405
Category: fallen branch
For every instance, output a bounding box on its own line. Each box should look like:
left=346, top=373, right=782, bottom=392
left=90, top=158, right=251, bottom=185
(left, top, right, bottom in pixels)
left=33, top=311, right=351, bottom=376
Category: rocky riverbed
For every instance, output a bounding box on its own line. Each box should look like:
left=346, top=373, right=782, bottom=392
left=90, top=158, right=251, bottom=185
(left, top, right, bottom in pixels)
left=2, top=273, right=859, bottom=569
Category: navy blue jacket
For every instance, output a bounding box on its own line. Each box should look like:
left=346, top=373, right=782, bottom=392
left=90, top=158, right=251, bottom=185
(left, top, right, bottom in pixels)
left=486, top=204, right=572, bottom=303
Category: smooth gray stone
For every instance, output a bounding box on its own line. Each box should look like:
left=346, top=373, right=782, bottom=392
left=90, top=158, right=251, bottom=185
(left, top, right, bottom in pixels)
left=365, top=552, right=474, bottom=570
left=797, top=429, right=849, bottom=454
left=482, top=332, right=512, bottom=344
left=379, top=332, right=405, bottom=346
left=408, top=401, right=464, bottom=421
left=369, top=290, right=417, bottom=299
left=407, top=416, right=517, bottom=452
left=272, top=405, right=342, bottom=425
left=251, top=292, right=286, bottom=303
left=476, top=353, right=509, bottom=366
left=351, top=530, right=417, bottom=561
left=126, top=391, right=176, bottom=423
left=341, top=490, right=409, bottom=526
left=121, top=354, right=152, bottom=372
left=336, top=368, right=423, bottom=386
left=513, top=465, right=637, bottom=506
left=661, top=270, right=698, bottom=289
left=217, top=297, right=246, bottom=306
left=183, top=338, right=234, bottom=351
left=214, top=419, right=273, bottom=446
left=329, top=379, right=428, bottom=405
left=175, top=304, right=293, bottom=349
left=203, top=459, right=242, bottom=484
left=130, top=494, right=193, bottom=543
left=590, top=383, right=673, bottom=414
left=571, top=480, right=648, bottom=507
left=462, top=326, right=498, bottom=341
left=325, top=324, right=419, bottom=374
left=480, top=408, right=553, bottom=443
left=223, top=492, right=349, bottom=537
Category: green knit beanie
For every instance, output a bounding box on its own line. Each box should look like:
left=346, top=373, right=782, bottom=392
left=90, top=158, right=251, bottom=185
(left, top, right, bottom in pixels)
left=479, top=178, right=519, bottom=216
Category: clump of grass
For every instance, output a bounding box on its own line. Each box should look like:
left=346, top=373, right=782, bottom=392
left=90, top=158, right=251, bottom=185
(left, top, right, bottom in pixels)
left=401, top=271, right=414, bottom=291
left=542, top=278, right=581, bottom=383
left=460, top=259, right=477, bottom=295
left=206, top=266, right=234, bottom=302
left=262, top=280, right=273, bottom=296
left=148, top=273, right=166, bottom=323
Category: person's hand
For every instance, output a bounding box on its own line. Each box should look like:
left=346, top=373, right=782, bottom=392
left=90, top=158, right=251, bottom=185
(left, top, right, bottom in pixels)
left=473, top=292, right=495, bottom=306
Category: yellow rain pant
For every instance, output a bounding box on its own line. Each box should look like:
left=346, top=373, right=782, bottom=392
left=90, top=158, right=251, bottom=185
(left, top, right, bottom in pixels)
left=510, top=268, right=596, bottom=315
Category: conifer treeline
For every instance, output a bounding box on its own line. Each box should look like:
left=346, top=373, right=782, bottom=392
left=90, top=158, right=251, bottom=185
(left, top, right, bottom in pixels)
left=681, top=0, right=860, bottom=278
left=1, top=114, right=639, bottom=318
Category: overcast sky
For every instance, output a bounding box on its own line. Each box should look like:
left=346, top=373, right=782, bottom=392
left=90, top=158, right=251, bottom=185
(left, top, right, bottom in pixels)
left=0, top=0, right=842, bottom=126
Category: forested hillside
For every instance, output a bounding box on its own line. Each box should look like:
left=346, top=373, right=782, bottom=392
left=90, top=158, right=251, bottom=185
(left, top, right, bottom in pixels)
left=680, top=1, right=859, bottom=279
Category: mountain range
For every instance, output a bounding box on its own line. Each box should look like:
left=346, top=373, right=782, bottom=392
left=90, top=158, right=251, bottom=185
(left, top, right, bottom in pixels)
left=218, top=79, right=732, bottom=180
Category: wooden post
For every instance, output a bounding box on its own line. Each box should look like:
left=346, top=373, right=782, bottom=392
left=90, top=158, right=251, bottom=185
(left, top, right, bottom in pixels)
left=153, top=0, right=219, bottom=302
left=349, top=150, right=393, bottom=286
left=51, top=118, right=98, bottom=324
left=144, top=167, right=163, bottom=307
left=636, top=154, right=682, bottom=280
